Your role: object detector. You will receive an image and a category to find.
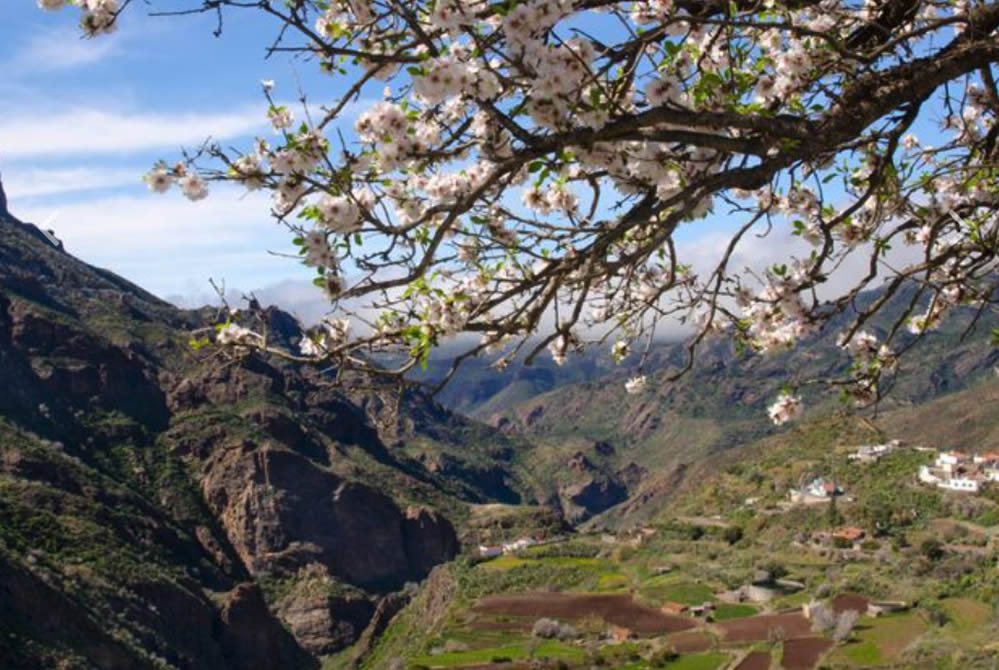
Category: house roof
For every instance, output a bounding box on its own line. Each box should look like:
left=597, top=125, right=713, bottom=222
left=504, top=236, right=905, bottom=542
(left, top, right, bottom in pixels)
left=833, top=527, right=866, bottom=541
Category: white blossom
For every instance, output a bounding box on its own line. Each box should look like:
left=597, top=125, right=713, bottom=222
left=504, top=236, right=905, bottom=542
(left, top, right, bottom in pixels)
left=768, top=392, right=802, bottom=425
left=624, top=375, right=647, bottom=395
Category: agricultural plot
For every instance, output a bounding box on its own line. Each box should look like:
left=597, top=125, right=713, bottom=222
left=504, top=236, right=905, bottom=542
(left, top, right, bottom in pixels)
left=712, top=603, right=758, bottom=621
left=826, top=612, right=929, bottom=667
left=661, top=652, right=730, bottom=670
left=780, top=637, right=833, bottom=670
left=474, top=592, right=697, bottom=634
left=409, top=640, right=584, bottom=668
left=733, top=650, right=772, bottom=670
left=717, top=612, right=812, bottom=642
left=639, top=577, right=716, bottom=605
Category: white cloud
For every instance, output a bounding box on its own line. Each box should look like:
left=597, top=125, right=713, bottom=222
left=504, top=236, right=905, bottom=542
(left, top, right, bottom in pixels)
left=4, top=165, right=141, bottom=199
left=8, top=26, right=118, bottom=72
left=0, top=105, right=266, bottom=158
left=15, top=188, right=311, bottom=297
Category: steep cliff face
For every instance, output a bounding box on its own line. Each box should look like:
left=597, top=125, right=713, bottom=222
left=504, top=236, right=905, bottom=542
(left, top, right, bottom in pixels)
left=0, top=220, right=528, bottom=668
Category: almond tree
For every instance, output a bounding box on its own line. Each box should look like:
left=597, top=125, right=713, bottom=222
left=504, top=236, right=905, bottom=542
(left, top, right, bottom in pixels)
left=41, top=0, right=999, bottom=422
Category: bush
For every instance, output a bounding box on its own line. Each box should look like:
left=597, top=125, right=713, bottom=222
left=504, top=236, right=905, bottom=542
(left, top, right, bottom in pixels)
left=723, top=526, right=744, bottom=545
left=648, top=647, right=679, bottom=667
left=832, top=536, right=853, bottom=549
left=833, top=610, right=860, bottom=642
left=809, top=602, right=837, bottom=634
left=922, top=601, right=951, bottom=627
left=920, top=538, right=945, bottom=561
left=531, top=617, right=577, bottom=640
left=860, top=539, right=881, bottom=552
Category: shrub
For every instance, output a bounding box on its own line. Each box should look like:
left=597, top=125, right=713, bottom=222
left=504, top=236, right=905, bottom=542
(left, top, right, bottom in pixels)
left=809, top=602, right=837, bottom=634
left=648, top=647, right=679, bottom=667
left=531, top=617, right=577, bottom=640
left=920, top=538, right=945, bottom=561
left=922, top=601, right=951, bottom=627
left=833, top=610, right=860, bottom=642
left=723, top=526, right=744, bottom=545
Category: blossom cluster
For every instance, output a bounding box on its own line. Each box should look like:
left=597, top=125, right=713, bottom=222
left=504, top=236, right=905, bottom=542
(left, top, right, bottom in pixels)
left=38, top=0, right=119, bottom=36
left=43, top=0, right=999, bottom=425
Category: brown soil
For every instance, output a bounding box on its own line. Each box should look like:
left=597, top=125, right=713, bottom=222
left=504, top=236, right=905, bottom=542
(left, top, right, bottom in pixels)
left=780, top=636, right=833, bottom=670
left=664, top=630, right=714, bottom=652
left=717, top=612, right=811, bottom=642
left=734, top=650, right=772, bottom=670
left=831, top=593, right=869, bottom=614
left=473, top=592, right=696, bottom=634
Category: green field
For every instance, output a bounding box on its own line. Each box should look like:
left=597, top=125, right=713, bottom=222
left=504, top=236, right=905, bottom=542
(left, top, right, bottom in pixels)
left=827, top=612, right=928, bottom=666
left=712, top=603, right=758, bottom=621
left=664, top=652, right=730, bottom=670
left=641, top=578, right=715, bottom=605
left=410, top=640, right=584, bottom=667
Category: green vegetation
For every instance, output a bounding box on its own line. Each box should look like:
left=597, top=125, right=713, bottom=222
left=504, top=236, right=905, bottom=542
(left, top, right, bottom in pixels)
left=662, top=652, right=729, bottom=670
left=641, top=579, right=715, bottom=605
left=712, top=603, right=758, bottom=621
left=827, top=613, right=929, bottom=666
left=410, top=640, right=583, bottom=667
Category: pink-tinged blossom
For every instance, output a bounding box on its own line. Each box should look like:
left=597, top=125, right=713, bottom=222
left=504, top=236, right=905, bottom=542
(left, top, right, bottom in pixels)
left=768, top=392, right=802, bottom=425
left=144, top=166, right=173, bottom=194
left=178, top=173, right=209, bottom=201
left=624, top=375, right=647, bottom=394
left=217, top=323, right=262, bottom=346
left=268, top=106, right=294, bottom=131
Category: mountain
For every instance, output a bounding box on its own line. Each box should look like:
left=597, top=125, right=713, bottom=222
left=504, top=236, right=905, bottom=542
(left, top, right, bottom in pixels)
left=0, top=212, right=556, bottom=668
left=477, top=283, right=999, bottom=503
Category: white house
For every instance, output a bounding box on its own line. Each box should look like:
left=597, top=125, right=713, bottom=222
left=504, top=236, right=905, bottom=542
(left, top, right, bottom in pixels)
left=806, top=477, right=840, bottom=498
left=479, top=545, right=502, bottom=558
left=501, top=537, right=536, bottom=554
left=937, top=451, right=968, bottom=473
left=939, top=477, right=980, bottom=493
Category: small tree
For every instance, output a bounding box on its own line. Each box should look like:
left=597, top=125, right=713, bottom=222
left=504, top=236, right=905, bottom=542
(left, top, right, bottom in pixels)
left=833, top=610, right=861, bottom=642
left=723, top=526, right=744, bottom=545
left=648, top=646, right=679, bottom=668
left=827, top=496, right=843, bottom=528
left=768, top=624, right=786, bottom=648
left=809, top=602, right=838, bottom=635
left=921, top=538, right=946, bottom=562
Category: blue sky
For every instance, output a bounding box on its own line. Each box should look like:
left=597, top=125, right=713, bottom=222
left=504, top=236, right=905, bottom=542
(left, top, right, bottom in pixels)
left=1, top=4, right=360, bottom=305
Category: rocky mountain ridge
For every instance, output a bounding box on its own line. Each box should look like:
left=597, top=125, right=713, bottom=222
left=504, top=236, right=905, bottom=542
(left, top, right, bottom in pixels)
left=0, top=212, right=539, bottom=668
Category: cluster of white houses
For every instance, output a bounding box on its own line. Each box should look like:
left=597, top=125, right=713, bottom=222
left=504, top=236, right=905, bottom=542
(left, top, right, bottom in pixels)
left=478, top=536, right=538, bottom=558
left=918, top=451, right=999, bottom=493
